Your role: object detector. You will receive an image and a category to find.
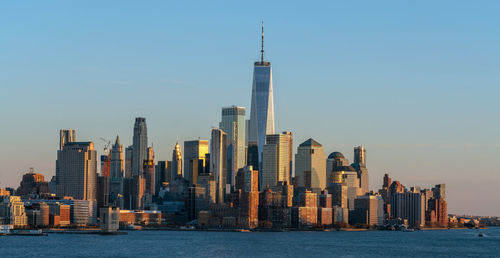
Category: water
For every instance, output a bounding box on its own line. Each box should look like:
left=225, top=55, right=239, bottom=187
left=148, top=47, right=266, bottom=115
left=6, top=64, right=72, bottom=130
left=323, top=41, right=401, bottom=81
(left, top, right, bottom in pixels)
left=1, top=227, right=500, bottom=257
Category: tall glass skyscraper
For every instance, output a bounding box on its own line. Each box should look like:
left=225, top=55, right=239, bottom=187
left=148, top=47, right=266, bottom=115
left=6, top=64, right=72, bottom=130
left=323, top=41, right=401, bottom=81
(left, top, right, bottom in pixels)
left=132, top=117, right=148, bottom=177
left=248, top=22, right=275, bottom=168
left=220, top=106, right=246, bottom=188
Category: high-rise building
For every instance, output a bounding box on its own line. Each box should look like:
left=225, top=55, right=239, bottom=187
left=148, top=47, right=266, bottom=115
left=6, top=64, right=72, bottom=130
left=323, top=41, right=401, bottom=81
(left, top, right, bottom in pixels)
left=219, top=106, right=246, bottom=188
left=295, top=138, right=327, bottom=192
left=110, top=135, right=124, bottom=178
left=261, top=132, right=292, bottom=191
left=248, top=22, right=275, bottom=167
left=184, top=140, right=209, bottom=185
left=124, top=145, right=133, bottom=178
left=132, top=117, right=147, bottom=177
left=144, top=146, right=155, bottom=195
left=391, top=190, right=425, bottom=228
left=56, top=141, right=97, bottom=200
left=0, top=195, right=28, bottom=226
left=172, top=142, right=182, bottom=179
left=16, top=168, right=50, bottom=197
left=59, top=129, right=75, bottom=150
left=155, top=161, right=171, bottom=192
left=351, top=146, right=369, bottom=194
left=350, top=195, right=384, bottom=226
left=326, top=152, right=350, bottom=184
left=210, top=128, right=227, bottom=204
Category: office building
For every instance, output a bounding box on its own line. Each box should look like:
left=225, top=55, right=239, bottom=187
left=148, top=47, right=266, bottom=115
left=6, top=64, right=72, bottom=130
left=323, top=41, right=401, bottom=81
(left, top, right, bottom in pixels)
left=144, top=146, right=155, bottom=195
left=326, top=152, right=350, bottom=184
left=110, top=135, right=124, bottom=178
left=295, top=138, right=327, bottom=192
left=350, top=195, right=384, bottom=226
left=351, top=146, right=369, bottom=194
left=0, top=195, right=28, bottom=226
left=248, top=22, right=275, bottom=166
left=56, top=141, right=97, bottom=200
left=16, top=168, right=50, bottom=197
left=261, top=132, right=292, bottom=190
left=184, top=140, right=209, bottom=185
left=391, top=190, right=425, bottom=228
left=124, top=145, right=133, bottom=178
left=155, top=161, right=171, bottom=192
left=210, top=128, right=227, bottom=204
left=219, top=106, right=246, bottom=188
left=59, top=129, right=75, bottom=150
left=172, top=142, right=183, bottom=179
left=132, top=117, right=148, bottom=177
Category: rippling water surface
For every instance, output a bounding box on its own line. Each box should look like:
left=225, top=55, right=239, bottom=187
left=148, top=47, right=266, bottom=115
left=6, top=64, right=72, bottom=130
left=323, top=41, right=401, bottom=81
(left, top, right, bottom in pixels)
left=1, top=227, right=499, bottom=257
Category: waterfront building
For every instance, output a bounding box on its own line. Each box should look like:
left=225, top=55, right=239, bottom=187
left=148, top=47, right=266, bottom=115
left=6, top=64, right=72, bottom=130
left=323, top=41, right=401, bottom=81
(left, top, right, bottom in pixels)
left=56, top=141, right=97, bottom=200
left=219, top=106, right=246, bottom=188
left=210, top=128, right=227, bottom=204
left=132, top=117, right=148, bottom=177
left=248, top=22, right=275, bottom=167
left=172, top=142, right=183, bottom=179
left=261, top=132, right=292, bottom=191
left=48, top=202, right=71, bottom=227
left=100, top=207, right=119, bottom=232
left=391, top=190, right=425, bottom=228
left=292, top=190, right=318, bottom=229
left=184, top=140, right=209, bottom=185
left=25, top=202, right=49, bottom=227
left=350, top=195, right=384, bottom=226
left=0, top=195, right=28, bottom=227
left=119, top=210, right=161, bottom=225
left=295, top=138, right=327, bottom=192
left=110, top=135, right=124, bottom=178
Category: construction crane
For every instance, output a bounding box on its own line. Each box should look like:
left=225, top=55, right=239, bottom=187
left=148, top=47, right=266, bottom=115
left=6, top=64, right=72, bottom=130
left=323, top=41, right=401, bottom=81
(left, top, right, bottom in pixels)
left=100, top=137, right=112, bottom=155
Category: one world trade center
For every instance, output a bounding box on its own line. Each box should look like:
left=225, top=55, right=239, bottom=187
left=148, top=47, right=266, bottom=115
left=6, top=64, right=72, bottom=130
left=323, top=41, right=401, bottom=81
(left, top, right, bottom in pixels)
left=248, top=21, right=275, bottom=170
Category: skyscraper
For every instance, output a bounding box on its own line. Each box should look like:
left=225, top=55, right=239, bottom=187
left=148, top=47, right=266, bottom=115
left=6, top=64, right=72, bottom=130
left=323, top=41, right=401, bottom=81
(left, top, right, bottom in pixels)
left=184, top=140, right=209, bottom=185
left=56, top=142, right=97, bottom=200
left=210, top=128, right=227, bottom=204
left=132, top=117, right=147, bottom=177
left=141, top=146, right=155, bottom=195
left=295, top=138, right=327, bottom=192
left=351, top=146, right=369, bottom=194
left=248, top=22, right=275, bottom=167
left=171, top=142, right=182, bottom=180
left=219, top=106, right=246, bottom=188
left=110, top=135, right=124, bottom=178
left=261, top=132, right=292, bottom=191
left=124, top=146, right=133, bottom=178
left=59, top=129, right=75, bottom=150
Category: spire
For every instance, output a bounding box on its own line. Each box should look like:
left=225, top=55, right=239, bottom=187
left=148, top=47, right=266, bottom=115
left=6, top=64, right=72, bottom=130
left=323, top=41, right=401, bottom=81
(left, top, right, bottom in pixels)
left=115, top=135, right=120, bottom=146
left=260, top=20, right=264, bottom=63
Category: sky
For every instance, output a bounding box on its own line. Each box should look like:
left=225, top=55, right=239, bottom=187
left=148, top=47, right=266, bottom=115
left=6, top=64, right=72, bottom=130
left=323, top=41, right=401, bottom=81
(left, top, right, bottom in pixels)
left=0, top=1, right=499, bottom=216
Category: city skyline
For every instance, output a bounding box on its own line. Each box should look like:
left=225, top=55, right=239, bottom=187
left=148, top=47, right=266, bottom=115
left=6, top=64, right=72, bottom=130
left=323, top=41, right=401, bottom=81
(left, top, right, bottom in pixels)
left=1, top=1, right=499, bottom=217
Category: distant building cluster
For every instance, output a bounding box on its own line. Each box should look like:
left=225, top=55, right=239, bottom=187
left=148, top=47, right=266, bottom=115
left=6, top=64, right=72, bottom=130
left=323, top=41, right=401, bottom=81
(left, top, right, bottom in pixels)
left=0, top=25, right=451, bottom=231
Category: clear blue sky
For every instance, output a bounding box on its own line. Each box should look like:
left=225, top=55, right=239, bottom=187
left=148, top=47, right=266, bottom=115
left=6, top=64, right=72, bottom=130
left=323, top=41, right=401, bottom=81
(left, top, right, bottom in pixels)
left=1, top=1, right=499, bottom=216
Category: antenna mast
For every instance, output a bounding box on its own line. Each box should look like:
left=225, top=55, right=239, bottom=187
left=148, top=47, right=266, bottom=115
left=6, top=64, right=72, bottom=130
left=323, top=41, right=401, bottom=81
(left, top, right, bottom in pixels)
left=261, top=20, right=264, bottom=63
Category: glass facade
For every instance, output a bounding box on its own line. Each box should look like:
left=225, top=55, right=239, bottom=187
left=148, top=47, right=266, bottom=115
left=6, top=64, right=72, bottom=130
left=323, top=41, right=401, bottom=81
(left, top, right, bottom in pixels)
left=248, top=63, right=275, bottom=166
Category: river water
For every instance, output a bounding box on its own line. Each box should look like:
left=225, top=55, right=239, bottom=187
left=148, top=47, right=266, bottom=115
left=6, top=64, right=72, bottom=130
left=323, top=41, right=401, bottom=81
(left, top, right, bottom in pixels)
left=1, top=227, right=499, bottom=257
